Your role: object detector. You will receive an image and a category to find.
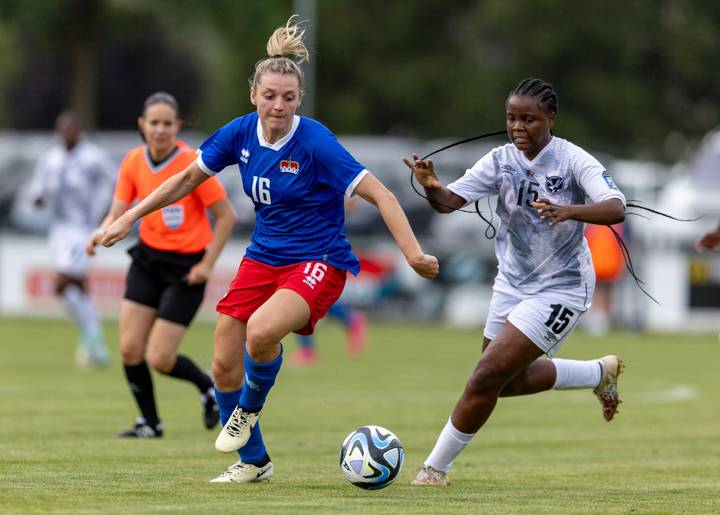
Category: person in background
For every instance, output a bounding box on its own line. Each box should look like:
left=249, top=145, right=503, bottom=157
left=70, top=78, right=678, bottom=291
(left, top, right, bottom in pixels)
left=27, top=111, right=115, bottom=368
left=695, top=223, right=720, bottom=252
left=98, top=17, right=438, bottom=483
left=291, top=301, right=367, bottom=366
left=583, top=223, right=625, bottom=335
left=87, top=92, right=236, bottom=438
left=404, top=78, right=626, bottom=486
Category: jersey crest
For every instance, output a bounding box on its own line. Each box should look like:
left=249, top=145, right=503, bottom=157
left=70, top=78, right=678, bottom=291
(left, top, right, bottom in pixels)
left=545, top=175, right=564, bottom=193
left=280, top=157, right=300, bottom=174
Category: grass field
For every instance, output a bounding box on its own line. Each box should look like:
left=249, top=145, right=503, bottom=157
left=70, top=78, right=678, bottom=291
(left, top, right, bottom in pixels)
left=1, top=317, right=719, bottom=514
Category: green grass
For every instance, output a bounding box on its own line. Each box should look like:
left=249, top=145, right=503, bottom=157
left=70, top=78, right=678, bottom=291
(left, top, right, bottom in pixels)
left=1, top=317, right=719, bottom=514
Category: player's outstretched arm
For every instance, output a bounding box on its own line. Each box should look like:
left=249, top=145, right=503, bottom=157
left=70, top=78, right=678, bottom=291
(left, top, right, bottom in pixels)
left=354, top=173, right=439, bottom=279
left=86, top=199, right=129, bottom=256
left=100, top=162, right=210, bottom=248
left=531, top=198, right=625, bottom=227
left=402, top=153, right=465, bottom=213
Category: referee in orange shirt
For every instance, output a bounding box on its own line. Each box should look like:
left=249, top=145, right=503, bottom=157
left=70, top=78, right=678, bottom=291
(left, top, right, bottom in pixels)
left=88, top=92, right=236, bottom=438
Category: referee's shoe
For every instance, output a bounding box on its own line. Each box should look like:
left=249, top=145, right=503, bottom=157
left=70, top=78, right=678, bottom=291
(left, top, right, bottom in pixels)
left=201, top=390, right=220, bottom=429
left=118, top=417, right=163, bottom=438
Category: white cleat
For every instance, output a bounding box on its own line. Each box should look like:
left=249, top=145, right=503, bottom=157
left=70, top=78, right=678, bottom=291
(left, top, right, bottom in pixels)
left=411, top=465, right=449, bottom=486
left=214, top=406, right=262, bottom=453
left=209, top=460, right=273, bottom=484
left=593, top=355, right=624, bottom=421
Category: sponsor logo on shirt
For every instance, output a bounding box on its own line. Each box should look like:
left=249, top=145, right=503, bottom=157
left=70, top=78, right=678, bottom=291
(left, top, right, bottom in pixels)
left=545, top=175, right=564, bottom=193
left=544, top=330, right=558, bottom=343
left=500, top=164, right=516, bottom=173
left=602, top=170, right=618, bottom=190
left=280, top=157, right=300, bottom=174
left=240, top=148, right=250, bottom=164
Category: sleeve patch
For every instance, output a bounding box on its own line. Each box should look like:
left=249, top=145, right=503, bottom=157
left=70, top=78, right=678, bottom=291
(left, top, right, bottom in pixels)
left=602, top=171, right=618, bottom=190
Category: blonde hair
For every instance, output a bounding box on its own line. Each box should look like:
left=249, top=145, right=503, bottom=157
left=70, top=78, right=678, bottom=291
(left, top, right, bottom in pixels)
left=250, top=15, right=310, bottom=91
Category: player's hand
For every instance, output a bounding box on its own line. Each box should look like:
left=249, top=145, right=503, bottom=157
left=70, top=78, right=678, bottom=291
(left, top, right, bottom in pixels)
left=100, top=215, right=134, bottom=247
left=186, top=261, right=211, bottom=285
left=532, top=199, right=574, bottom=227
left=403, top=154, right=442, bottom=189
left=695, top=230, right=720, bottom=252
left=408, top=253, right=439, bottom=279
left=85, top=229, right=105, bottom=256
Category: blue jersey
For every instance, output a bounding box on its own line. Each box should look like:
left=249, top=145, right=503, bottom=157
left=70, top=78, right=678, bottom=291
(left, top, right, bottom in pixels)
left=197, top=113, right=367, bottom=274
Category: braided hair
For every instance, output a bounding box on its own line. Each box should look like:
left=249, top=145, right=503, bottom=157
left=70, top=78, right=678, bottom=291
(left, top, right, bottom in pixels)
left=507, top=78, right=558, bottom=115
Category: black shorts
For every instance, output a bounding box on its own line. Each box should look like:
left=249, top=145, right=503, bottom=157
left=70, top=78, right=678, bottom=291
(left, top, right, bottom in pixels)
left=124, top=242, right=206, bottom=327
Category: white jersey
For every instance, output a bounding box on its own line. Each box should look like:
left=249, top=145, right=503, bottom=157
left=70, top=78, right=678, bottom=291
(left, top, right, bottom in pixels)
left=447, top=136, right=625, bottom=293
left=27, top=139, right=116, bottom=231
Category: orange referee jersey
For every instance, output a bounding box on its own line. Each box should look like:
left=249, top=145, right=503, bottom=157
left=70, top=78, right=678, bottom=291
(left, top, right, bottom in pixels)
left=114, top=140, right=227, bottom=254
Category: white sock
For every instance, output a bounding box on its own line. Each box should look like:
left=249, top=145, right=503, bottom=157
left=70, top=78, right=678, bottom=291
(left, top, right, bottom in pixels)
left=551, top=358, right=602, bottom=389
left=62, top=284, right=102, bottom=343
left=424, top=418, right=476, bottom=473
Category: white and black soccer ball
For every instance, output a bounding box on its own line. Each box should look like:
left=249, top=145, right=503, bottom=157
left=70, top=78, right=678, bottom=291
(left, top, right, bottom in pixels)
left=339, top=425, right=404, bottom=490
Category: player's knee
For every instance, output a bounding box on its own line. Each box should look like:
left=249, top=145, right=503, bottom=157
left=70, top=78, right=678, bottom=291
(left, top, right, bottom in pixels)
left=466, top=364, right=504, bottom=397
left=146, top=350, right=174, bottom=373
left=119, top=340, right=145, bottom=365
left=245, top=320, right=278, bottom=355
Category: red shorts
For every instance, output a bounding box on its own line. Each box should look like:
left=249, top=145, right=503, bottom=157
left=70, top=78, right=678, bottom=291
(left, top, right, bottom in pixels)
left=216, top=257, right=347, bottom=335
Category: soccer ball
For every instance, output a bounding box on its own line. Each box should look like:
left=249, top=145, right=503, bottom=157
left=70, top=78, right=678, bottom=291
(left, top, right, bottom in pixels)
left=339, top=425, right=404, bottom=490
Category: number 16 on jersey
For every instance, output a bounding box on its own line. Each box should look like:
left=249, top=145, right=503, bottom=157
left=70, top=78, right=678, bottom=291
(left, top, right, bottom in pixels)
left=251, top=176, right=271, bottom=205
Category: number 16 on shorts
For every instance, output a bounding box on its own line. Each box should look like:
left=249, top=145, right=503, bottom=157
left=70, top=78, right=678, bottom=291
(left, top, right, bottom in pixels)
left=302, top=262, right=327, bottom=290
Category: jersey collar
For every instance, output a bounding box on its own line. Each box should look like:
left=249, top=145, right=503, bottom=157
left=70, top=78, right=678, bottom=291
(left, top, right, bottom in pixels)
left=518, top=136, right=555, bottom=168
left=256, top=115, right=301, bottom=151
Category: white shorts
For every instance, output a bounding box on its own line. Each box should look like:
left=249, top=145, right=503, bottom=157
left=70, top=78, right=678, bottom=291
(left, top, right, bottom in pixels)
left=483, top=273, right=594, bottom=357
left=48, top=224, right=93, bottom=279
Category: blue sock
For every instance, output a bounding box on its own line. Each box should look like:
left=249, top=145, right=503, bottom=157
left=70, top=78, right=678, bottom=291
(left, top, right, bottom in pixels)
left=297, top=334, right=314, bottom=349
left=215, top=386, right=268, bottom=463
left=239, top=348, right=283, bottom=411
left=328, top=303, right=351, bottom=326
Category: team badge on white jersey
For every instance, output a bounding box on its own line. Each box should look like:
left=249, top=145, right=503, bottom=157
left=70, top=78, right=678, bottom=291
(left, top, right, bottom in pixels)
left=545, top=175, right=564, bottom=193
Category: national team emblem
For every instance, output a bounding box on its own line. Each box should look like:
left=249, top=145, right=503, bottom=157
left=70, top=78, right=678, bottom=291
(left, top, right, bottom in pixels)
left=545, top=175, right=564, bottom=194
left=280, top=157, right=300, bottom=174
left=602, top=171, right=618, bottom=190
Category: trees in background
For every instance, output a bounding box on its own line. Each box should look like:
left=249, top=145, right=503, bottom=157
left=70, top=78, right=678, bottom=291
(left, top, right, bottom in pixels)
left=0, top=0, right=719, bottom=161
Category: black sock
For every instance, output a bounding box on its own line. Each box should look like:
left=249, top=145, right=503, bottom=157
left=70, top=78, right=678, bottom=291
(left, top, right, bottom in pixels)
left=123, top=362, right=160, bottom=427
left=163, top=354, right=213, bottom=393
left=251, top=453, right=271, bottom=467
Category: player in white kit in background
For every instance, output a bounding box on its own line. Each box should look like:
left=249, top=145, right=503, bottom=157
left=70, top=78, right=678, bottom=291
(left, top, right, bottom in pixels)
left=27, top=111, right=115, bottom=368
left=404, top=78, right=627, bottom=486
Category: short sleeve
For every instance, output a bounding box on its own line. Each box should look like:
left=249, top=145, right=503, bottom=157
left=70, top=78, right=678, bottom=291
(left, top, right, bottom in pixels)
left=193, top=175, right=227, bottom=207
left=572, top=148, right=626, bottom=206
left=197, top=118, right=240, bottom=175
left=113, top=152, right=136, bottom=203
left=447, top=152, right=499, bottom=204
left=313, top=128, right=366, bottom=196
